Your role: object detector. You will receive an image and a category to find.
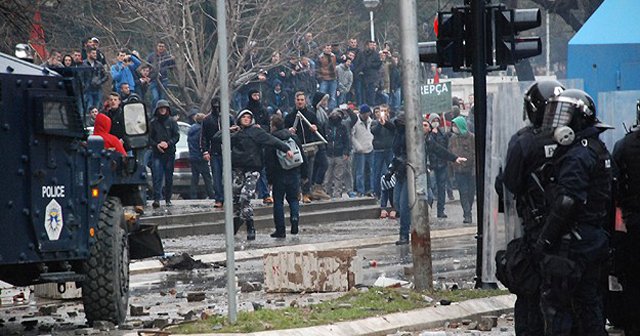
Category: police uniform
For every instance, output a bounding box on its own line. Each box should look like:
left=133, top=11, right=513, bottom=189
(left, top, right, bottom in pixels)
left=612, top=127, right=640, bottom=336
left=500, top=125, right=555, bottom=336
left=496, top=80, right=564, bottom=336
left=536, top=89, right=612, bottom=336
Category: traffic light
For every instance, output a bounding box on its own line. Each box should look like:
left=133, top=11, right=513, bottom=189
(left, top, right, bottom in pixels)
left=494, top=8, right=542, bottom=68
left=435, top=8, right=466, bottom=70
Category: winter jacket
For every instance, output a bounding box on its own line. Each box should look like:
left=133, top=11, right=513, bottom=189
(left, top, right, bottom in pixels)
left=214, top=110, right=290, bottom=172
left=188, top=122, right=204, bottom=160
left=149, top=111, right=180, bottom=156
left=93, top=113, right=126, bottom=156
left=325, top=118, right=351, bottom=157
left=428, top=123, right=450, bottom=169
left=82, top=59, right=108, bottom=92
left=105, top=106, right=128, bottom=150
left=336, top=63, right=353, bottom=94
left=265, top=129, right=308, bottom=184
left=351, top=116, right=374, bottom=154
left=355, top=49, right=382, bottom=84
left=146, top=51, right=175, bottom=81
left=245, top=91, right=271, bottom=130
left=201, top=110, right=233, bottom=156
left=449, top=116, right=475, bottom=175
left=371, top=120, right=395, bottom=150
left=110, top=54, right=141, bottom=94
left=284, top=106, right=322, bottom=144
left=316, top=52, right=337, bottom=81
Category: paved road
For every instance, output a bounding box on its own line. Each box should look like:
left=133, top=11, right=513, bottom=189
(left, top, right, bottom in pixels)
left=0, top=198, right=482, bottom=335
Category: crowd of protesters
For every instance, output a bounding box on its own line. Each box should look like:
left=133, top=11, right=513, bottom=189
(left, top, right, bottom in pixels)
left=35, top=33, right=476, bottom=241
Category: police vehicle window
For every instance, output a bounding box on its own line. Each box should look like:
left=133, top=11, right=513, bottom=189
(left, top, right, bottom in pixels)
left=40, top=100, right=84, bottom=135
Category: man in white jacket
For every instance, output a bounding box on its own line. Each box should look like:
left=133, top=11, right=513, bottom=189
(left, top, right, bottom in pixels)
left=351, top=104, right=375, bottom=196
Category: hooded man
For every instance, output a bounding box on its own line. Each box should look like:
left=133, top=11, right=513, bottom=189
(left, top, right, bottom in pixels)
left=351, top=104, right=375, bottom=196
left=449, top=116, right=476, bottom=224
left=188, top=112, right=215, bottom=200
left=201, top=98, right=233, bottom=207
left=93, top=113, right=126, bottom=156
left=213, top=109, right=292, bottom=240
left=427, top=113, right=451, bottom=218
left=149, top=99, right=180, bottom=208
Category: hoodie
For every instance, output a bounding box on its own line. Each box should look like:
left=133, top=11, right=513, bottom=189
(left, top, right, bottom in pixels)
left=449, top=116, right=475, bottom=174
left=93, top=113, right=126, bottom=156
left=149, top=100, right=180, bottom=155
left=245, top=89, right=270, bottom=130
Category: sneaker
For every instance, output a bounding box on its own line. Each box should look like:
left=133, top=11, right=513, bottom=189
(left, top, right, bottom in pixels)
left=152, top=201, right=160, bottom=209
left=347, top=191, right=357, bottom=198
left=463, top=217, right=472, bottom=224
left=270, top=231, right=286, bottom=238
left=379, top=209, right=389, bottom=219
left=263, top=196, right=274, bottom=205
left=165, top=200, right=173, bottom=207
left=290, top=225, right=299, bottom=235
left=214, top=201, right=223, bottom=208
left=395, top=239, right=409, bottom=246
left=437, top=213, right=448, bottom=218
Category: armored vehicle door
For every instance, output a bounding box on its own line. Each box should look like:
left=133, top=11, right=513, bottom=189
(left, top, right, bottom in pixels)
left=27, top=88, right=89, bottom=260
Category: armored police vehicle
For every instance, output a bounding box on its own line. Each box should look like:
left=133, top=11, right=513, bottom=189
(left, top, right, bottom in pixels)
left=0, top=51, right=163, bottom=325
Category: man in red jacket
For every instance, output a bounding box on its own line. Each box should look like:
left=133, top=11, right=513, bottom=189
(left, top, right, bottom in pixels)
left=92, top=113, right=126, bottom=156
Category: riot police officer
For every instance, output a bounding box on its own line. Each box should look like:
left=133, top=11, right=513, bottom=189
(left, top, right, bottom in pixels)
left=535, top=89, right=612, bottom=336
left=496, top=80, right=564, bottom=335
left=611, top=100, right=640, bottom=336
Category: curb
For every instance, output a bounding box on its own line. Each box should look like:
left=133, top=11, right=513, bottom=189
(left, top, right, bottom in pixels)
left=146, top=294, right=516, bottom=336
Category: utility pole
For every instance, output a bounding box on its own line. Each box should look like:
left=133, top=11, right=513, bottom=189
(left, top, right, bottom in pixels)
left=469, top=0, right=489, bottom=289
left=216, top=0, right=237, bottom=323
left=399, top=0, right=433, bottom=291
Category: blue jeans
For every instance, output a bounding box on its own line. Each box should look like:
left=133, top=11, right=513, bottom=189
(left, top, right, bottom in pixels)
left=455, top=172, right=475, bottom=219
left=372, top=149, right=393, bottom=197
left=319, top=79, right=337, bottom=110
left=84, top=90, right=102, bottom=111
left=394, top=177, right=410, bottom=241
left=354, top=151, right=374, bottom=194
left=150, top=78, right=169, bottom=109
left=210, top=154, right=224, bottom=202
left=257, top=167, right=269, bottom=199
left=434, top=166, right=448, bottom=215
left=190, top=159, right=215, bottom=199
left=151, top=152, right=175, bottom=202
left=272, top=171, right=300, bottom=233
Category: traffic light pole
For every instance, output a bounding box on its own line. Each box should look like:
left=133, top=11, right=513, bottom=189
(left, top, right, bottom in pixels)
left=399, top=0, right=433, bottom=292
left=469, top=0, right=490, bottom=289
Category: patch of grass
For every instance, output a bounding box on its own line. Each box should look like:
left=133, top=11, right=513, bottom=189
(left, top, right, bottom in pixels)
left=168, top=287, right=510, bottom=334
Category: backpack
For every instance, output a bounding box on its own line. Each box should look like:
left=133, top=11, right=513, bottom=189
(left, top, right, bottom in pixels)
left=277, top=137, right=303, bottom=170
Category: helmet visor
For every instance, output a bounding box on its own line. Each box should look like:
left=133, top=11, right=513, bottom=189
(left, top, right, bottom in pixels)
left=542, top=97, right=575, bottom=129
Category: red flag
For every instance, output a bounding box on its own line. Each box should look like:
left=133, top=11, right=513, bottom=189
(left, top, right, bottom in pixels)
left=29, top=10, right=47, bottom=61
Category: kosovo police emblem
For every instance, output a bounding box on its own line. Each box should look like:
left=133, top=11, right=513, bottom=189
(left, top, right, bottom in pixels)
left=44, top=199, right=63, bottom=240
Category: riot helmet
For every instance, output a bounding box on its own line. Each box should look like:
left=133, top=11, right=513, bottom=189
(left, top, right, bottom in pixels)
left=542, top=89, right=598, bottom=145
left=523, top=80, right=565, bottom=127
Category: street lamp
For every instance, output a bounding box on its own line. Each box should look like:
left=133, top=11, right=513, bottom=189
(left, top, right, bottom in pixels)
left=363, top=0, right=380, bottom=42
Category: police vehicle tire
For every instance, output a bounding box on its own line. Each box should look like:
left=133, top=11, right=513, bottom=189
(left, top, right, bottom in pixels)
left=81, top=196, right=129, bottom=325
